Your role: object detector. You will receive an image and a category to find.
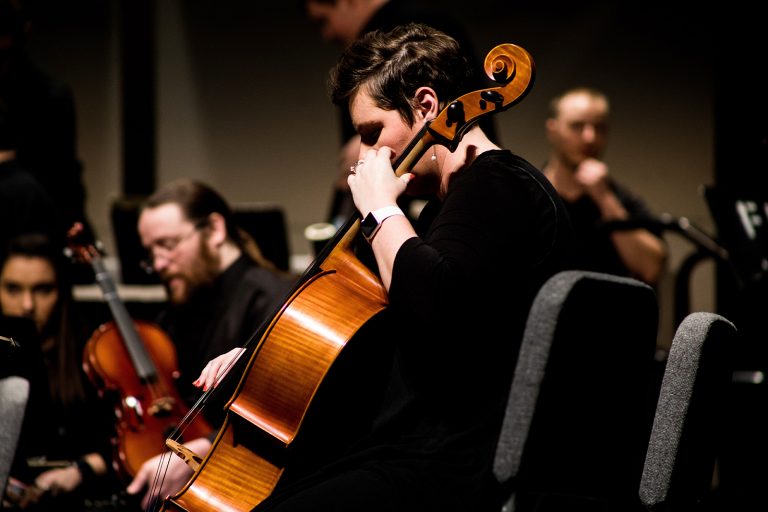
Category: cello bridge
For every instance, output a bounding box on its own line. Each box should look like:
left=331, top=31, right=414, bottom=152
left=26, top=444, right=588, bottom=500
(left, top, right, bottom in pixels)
left=166, top=439, right=202, bottom=472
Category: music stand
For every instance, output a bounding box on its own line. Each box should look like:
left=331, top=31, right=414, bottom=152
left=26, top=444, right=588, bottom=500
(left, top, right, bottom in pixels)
left=704, top=185, right=768, bottom=288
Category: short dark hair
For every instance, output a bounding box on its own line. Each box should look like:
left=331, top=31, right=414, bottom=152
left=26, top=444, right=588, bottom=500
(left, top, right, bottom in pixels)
left=547, top=86, right=610, bottom=120
left=328, top=22, right=472, bottom=126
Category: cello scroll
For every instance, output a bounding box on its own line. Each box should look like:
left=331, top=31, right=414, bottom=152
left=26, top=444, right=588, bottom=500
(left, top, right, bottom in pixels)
left=392, top=43, right=534, bottom=177
left=427, top=43, right=534, bottom=149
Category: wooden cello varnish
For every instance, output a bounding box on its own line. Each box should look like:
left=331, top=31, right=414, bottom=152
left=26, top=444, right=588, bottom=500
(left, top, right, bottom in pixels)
left=162, top=223, right=387, bottom=511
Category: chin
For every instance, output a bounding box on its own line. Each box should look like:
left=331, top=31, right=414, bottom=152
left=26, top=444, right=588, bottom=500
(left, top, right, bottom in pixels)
left=166, top=282, right=189, bottom=305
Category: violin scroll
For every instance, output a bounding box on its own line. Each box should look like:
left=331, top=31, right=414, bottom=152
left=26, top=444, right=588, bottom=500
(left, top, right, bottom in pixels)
left=65, top=222, right=104, bottom=266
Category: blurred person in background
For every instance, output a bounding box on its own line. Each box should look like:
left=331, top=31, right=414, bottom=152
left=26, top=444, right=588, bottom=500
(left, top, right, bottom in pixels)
left=0, top=232, right=121, bottom=511
left=0, top=0, right=93, bottom=245
left=542, top=86, right=667, bottom=287
left=126, top=179, right=295, bottom=509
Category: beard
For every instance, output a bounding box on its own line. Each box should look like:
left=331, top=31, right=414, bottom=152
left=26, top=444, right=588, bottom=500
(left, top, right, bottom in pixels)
left=162, top=237, right=220, bottom=305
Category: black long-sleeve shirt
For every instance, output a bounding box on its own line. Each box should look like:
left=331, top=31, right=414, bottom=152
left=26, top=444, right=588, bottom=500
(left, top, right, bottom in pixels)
left=257, top=151, right=576, bottom=512
left=156, top=255, right=294, bottom=428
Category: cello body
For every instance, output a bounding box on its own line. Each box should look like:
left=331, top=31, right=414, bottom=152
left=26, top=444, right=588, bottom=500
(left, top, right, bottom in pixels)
left=159, top=42, right=535, bottom=511
left=162, top=221, right=387, bottom=511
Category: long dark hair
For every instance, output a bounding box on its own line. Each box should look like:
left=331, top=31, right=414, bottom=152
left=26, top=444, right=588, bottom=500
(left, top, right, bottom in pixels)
left=0, top=232, right=86, bottom=406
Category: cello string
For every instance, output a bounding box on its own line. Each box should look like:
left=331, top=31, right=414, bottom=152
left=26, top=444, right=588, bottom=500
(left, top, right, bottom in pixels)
left=145, top=363, right=231, bottom=511
left=168, top=256, right=311, bottom=427
left=68, top=224, right=214, bottom=507
left=144, top=254, right=319, bottom=508
left=147, top=348, right=249, bottom=507
left=167, top=335, right=257, bottom=433
left=145, top=347, right=250, bottom=507
left=147, top=448, right=175, bottom=512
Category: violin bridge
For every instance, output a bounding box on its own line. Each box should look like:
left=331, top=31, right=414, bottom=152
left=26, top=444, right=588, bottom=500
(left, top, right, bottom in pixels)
left=165, top=439, right=202, bottom=472
left=148, top=396, right=176, bottom=416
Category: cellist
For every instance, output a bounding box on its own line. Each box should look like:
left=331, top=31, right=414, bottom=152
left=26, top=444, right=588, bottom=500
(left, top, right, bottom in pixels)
left=195, top=23, right=576, bottom=512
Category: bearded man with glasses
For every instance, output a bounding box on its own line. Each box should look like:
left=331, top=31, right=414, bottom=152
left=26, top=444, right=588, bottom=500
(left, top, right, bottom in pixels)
left=127, top=178, right=294, bottom=508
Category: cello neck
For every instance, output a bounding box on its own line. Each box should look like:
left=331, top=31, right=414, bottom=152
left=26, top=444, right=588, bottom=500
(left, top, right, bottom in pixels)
left=303, top=122, right=434, bottom=274
left=308, top=43, right=534, bottom=270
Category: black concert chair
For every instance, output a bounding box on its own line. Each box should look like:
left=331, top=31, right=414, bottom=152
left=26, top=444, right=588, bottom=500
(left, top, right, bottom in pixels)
left=493, top=270, right=660, bottom=511
left=232, top=202, right=292, bottom=273
left=0, top=376, right=30, bottom=498
left=639, top=312, right=736, bottom=511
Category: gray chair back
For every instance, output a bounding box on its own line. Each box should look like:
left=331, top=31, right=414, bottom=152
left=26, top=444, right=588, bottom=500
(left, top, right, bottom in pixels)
left=639, top=312, right=736, bottom=511
left=0, top=375, right=30, bottom=497
left=494, top=270, right=660, bottom=511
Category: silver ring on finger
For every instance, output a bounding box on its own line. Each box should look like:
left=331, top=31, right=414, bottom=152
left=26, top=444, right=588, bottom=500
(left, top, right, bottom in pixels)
left=350, top=159, right=365, bottom=175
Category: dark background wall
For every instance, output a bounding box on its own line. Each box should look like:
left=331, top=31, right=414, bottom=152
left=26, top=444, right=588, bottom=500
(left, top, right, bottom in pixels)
left=22, top=1, right=762, bottom=348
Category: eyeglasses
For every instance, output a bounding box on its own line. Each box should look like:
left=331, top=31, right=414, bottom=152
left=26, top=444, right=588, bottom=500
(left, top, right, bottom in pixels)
left=139, top=223, right=205, bottom=274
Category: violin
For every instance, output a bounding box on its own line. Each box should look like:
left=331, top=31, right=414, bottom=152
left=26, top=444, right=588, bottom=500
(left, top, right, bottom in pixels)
left=155, top=42, right=535, bottom=511
left=66, top=223, right=212, bottom=480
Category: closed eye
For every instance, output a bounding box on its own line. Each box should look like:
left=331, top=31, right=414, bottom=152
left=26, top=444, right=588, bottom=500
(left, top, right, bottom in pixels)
left=358, top=126, right=382, bottom=147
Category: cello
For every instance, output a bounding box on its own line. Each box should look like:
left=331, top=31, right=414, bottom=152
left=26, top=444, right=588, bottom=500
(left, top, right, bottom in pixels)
left=156, top=42, right=535, bottom=511
left=66, top=223, right=212, bottom=480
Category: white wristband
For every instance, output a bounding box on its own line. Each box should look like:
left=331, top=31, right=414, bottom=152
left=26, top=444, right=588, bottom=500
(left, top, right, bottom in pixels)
left=361, top=205, right=405, bottom=242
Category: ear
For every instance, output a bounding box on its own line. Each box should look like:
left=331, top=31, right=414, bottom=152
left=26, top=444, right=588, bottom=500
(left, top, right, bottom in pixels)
left=205, top=212, right=228, bottom=247
left=413, top=87, right=440, bottom=122
left=545, top=118, right=558, bottom=142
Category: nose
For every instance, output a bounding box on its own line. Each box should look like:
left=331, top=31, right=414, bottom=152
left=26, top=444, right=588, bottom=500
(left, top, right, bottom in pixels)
left=21, top=290, right=34, bottom=315
left=582, top=124, right=597, bottom=143
left=151, top=251, right=172, bottom=274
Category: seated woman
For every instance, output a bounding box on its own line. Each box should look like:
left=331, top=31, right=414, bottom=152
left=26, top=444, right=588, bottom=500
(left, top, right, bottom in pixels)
left=0, top=233, right=127, bottom=511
